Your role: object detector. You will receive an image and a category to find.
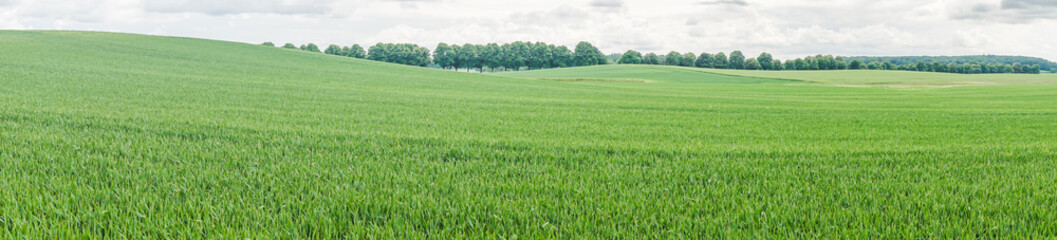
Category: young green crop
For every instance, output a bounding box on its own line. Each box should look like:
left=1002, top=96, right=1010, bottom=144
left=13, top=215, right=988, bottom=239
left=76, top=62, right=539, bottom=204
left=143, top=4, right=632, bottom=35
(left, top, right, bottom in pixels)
left=2, top=31, right=1056, bottom=238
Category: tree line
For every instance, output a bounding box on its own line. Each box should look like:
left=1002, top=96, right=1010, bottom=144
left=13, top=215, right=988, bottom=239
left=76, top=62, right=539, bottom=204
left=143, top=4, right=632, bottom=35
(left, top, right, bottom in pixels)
left=262, top=42, right=367, bottom=59
left=843, top=55, right=1056, bottom=72
left=853, top=60, right=1041, bottom=74
left=619, top=50, right=786, bottom=70
left=618, top=50, right=1041, bottom=74
left=432, top=41, right=607, bottom=72
left=263, top=41, right=607, bottom=71
left=262, top=41, right=1043, bottom=74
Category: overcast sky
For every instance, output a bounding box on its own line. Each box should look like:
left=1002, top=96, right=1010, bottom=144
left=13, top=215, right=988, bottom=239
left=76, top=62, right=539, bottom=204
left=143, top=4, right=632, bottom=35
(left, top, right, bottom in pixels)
left=2, top=0, right=1056, bottom=61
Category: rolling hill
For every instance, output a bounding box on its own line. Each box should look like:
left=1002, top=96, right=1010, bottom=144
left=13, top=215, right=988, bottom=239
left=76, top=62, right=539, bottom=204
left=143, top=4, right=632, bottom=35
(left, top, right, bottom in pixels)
left=2, top=31, right=1056, bottom=238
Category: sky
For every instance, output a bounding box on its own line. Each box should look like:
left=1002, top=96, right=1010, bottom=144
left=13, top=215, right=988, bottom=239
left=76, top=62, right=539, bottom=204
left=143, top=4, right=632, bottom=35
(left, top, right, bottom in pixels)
left=2, top=0, right=1056, bottom=61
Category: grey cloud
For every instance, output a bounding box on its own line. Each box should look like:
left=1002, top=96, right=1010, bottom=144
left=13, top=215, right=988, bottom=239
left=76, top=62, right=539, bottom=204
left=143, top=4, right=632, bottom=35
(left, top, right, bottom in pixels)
left=952, top=1, right=1057, bottom=22
left=590, top=0, right=624, bottom=10
left=143, top=0, right=333, bottom=16
left=971, top=4, right=995, bottom=13
left=1002, top=0, right=1057, bottom=9
left=698, top=0, right=748, bottom=6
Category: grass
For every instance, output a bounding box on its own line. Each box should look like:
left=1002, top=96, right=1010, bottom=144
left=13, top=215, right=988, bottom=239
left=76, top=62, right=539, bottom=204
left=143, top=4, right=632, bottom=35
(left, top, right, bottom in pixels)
left=2, top=31, right=1057, bottom=238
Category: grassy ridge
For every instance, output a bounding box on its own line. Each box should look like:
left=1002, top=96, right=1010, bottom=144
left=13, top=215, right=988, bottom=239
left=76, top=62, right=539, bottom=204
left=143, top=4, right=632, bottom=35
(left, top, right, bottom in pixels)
left=2, top=31, right=1057, bottom=238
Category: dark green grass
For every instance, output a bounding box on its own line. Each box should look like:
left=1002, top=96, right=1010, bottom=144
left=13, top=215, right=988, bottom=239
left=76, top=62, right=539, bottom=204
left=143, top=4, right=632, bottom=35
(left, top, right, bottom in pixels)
left=2, top=31, right=1056, bottom=238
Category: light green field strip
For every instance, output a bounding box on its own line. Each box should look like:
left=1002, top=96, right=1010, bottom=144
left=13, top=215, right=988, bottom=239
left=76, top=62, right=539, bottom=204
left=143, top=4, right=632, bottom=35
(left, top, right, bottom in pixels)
left=497, top=64, right=1057, bottom=87
left=695, top=67, right=1057, bottom=86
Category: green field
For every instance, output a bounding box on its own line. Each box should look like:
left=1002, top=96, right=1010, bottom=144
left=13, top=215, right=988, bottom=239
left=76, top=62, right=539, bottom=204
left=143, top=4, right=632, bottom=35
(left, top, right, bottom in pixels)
left=2, top=31, right=1057, bottom=238
left=694, top=67, right=1057, bottom=86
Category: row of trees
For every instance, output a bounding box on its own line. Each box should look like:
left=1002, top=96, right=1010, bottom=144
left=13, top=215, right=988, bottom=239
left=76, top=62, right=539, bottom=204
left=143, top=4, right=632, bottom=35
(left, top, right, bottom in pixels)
left=324, top=44, right=367, bottom=58
left=263, top=41, right=1044, bottom=74
left=365, top=43, right=432, bottom=67
left=617, top=50, right=1041, bottom=74
left=782, top=55, right=847, bottom=70
left=264, top=41, right=608, bottom=71
left=785, top=55, right=1040, bottom=73
left=262, top=42, right=368, bottom=58
left=432, top=41, right=607, bottom=72
left=620, top=50, right=785, bottom=70
left=844, top=55, right=1056, bottom=72
left=263, top=42, right=320, bottom=52
left=847, top=60, right=1041, bottom=74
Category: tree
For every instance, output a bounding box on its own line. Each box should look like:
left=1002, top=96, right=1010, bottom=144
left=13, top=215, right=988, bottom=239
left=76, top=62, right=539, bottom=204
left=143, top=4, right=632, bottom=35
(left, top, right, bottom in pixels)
left=868, top=62, right=882, bottom=70
left=500, top=42, right=524, bottom=70
left=849, top=60, right=863, bottom=70
left=573, top=41, right=607, bottom=67
left=282, top=43, right=297, bottom=49
left=932, top=62, right=946, bottom=72
left=526, top=42, right=551, bottom=70
left=681, top=52, right=696, bottom=67
left=433, top=43, right=454, bottom=70
left=795, top=58, right=808, bottom=70
left=449, top=44, right=465, bottom=70
left=835, top=56, right=848, bottom=70
left=643, top=53, right=660, bottom=65
left=745, top=58, right=761, bottom=70
left=883, top=61, right=895, bottom=71
left=618, top=50, right=643, bottom=64
left=817, top=55, right=835, bottom=70
left=261, top=42, right=275, bottom=47
left=552, top=45, right=574, bottom=68
left=695, top=53, right=714, bottom=68
left=805, top=56, right=819, bottom=70
left=498, top=43, right=519, bottom=70
left=784, top=59, right=796, bottom=70
left=773, top=59, right=783, bottom=70
left=664, top=51, right=683, bottom=66
left=367, top=44, right=389, bottom=62
left=300, top=43, right=320, bottom=53
left=348, top=44, right=366, bottom=58
left=728, top=51, right=745, bottom=69
left=713, top=52, right=728, bottom=69
left=482, top=43, right=503, bottom=71
left=367, top=43, right=431, bottom=67
left=458, top=43, right=480, bottom=72
left=324, top=44, right=342, bottom=55
left=757, top=52, right=773, bottom=70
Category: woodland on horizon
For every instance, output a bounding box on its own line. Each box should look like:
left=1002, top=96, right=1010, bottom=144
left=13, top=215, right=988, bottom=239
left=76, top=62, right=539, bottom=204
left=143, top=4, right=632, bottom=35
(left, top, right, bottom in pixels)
left=261, top=40, right=1051, bottom=74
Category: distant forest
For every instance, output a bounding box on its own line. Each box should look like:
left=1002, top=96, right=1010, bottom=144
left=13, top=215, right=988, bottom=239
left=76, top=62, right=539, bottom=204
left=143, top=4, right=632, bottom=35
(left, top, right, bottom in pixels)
left=263, top=41, right=1050, bottom=74
left=842, top=55, right=1056, bottom=72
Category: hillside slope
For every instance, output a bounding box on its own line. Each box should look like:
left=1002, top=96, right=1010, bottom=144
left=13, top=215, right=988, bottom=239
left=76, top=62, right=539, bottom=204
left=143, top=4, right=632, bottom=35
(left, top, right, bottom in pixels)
left=2, top=31, right=1056, bottom=238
